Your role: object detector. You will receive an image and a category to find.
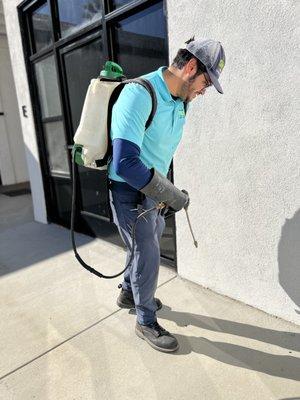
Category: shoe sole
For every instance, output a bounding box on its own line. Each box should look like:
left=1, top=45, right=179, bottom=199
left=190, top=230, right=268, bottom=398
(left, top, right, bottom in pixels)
left=117, top=300, right=163, bottom=311
left=135, top=327, right=179, bottom=353
left=117, top=299, right=134, bottom=309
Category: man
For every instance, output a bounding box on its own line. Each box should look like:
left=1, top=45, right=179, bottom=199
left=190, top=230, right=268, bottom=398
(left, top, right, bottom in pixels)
left=108, top=38, right=225, bottom=352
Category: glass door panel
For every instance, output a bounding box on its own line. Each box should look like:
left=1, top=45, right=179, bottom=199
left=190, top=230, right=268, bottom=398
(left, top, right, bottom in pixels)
left=34, top=56, right=62, bottom=118
left=113, top=2, right=167, bottom=77
left=57, top=0, right=103, bottom=38
left=44, top=121, right=69, bottom=174
left=31, top=2, right=53, bottom=53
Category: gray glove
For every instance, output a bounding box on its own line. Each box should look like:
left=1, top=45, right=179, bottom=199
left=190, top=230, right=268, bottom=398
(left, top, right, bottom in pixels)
left=140, top=168, right=189, bottom=211
left=181, top=189, right=190, bottom=210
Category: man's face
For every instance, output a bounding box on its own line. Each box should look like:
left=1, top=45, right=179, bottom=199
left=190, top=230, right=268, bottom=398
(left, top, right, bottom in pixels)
left=183, top=72, right=212, bottom=102
left=178, top=59, right=212, bottom=102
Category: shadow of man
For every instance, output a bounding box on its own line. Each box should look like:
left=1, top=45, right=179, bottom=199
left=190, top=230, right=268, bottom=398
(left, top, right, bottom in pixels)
left=131, top=305, right=300, bottom=381
left=278, top=209, right=300, bottom=315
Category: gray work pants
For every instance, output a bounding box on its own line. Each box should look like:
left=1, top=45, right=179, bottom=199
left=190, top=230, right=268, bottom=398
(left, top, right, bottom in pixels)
left=109, top=180, right=165, bottom=325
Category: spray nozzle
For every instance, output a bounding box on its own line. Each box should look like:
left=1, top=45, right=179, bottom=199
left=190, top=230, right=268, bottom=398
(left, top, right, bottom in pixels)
left=100, top=61, right=125, bottom=80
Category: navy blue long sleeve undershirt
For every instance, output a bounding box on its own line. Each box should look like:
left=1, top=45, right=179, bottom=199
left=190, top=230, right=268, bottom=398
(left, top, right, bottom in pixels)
left=112, top=138, right=153, bottom=190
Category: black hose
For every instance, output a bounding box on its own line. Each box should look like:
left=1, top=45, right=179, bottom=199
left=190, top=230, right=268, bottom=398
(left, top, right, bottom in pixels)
left=71, top=153, right=158, bottom=279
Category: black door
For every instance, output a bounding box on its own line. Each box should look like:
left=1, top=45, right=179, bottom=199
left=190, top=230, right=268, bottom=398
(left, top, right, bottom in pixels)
left=19, top=0, right=177, bottom=265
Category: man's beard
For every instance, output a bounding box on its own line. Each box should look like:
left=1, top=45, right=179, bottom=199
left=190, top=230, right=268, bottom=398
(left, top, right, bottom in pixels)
left=179, top=73, right=197, bottom=102
left=178, top=81, right=191, bottom=102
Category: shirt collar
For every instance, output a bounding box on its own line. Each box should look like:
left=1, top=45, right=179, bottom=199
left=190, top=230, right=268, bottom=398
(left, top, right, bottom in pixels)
left=157, top=66, right=184, bottom=105
left=157, top=66, right=174, bottom=102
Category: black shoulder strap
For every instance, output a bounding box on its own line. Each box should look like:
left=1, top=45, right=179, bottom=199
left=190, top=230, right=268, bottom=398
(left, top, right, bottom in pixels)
left=123, top=78, right=157, bottom=130
left=97, top=77, right=157, bottom=169
left=184, top=102, right=187, bottom=114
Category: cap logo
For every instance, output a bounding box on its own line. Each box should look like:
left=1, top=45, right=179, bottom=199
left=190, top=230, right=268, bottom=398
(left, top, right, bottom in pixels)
left=218, top=59, right=225, bottom=71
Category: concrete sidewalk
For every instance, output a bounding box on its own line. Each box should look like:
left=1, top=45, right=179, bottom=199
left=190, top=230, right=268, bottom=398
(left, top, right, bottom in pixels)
left=0, top=194, right=300, bottom=400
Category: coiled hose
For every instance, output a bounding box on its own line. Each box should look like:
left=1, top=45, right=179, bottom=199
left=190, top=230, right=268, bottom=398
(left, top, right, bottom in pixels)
left=71, top=153, right=168, bottom=279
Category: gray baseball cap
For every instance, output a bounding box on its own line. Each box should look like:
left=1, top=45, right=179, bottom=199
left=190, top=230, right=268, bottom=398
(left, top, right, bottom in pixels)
left=186, top=38, right=225, bottom=94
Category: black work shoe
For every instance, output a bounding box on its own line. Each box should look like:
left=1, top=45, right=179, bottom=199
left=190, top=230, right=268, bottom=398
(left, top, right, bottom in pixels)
left=135, top=321, right=179, bottom=353
left=117, top=288, right=162, bottom=311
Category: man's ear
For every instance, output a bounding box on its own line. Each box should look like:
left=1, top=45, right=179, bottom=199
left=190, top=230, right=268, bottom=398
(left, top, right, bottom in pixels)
left=185, top=58, right=198, bottom=77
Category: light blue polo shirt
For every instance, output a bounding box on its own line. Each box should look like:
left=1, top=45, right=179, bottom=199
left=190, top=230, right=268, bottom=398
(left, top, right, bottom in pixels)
left=107, top=66, right=187, bottom=182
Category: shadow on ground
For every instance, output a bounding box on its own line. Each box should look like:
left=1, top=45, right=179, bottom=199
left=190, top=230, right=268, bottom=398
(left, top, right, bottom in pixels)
left=131, top=305, right=300, bottom=381
left=0, top=222, right=95, bottom=277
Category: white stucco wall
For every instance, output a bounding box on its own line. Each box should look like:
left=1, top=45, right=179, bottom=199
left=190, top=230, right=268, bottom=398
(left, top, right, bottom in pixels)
left=0, top=31, right=29, bottom=185
left=168, top=0, right=300, bottom=324
left=2, top=0, right=47, bottom=223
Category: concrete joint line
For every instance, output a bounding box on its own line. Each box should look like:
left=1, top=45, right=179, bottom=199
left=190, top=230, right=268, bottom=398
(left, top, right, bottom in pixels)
left=0, top=274, right=177, bottom=381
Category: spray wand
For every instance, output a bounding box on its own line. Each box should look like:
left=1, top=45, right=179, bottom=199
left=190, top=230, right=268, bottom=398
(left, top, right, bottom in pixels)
left=160, top=200, right=198, bottom=248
